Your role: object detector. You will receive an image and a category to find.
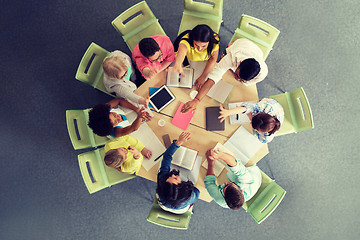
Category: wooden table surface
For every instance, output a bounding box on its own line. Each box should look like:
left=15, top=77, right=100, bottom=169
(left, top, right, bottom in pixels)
left=134, top=70, right=269, bottom=202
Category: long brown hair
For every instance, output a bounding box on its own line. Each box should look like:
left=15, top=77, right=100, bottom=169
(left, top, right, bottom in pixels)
left=252, top=113, right=281, bottom=136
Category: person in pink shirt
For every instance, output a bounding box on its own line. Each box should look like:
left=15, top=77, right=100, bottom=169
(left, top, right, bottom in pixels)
left=132, top=35, right=175, bottom=80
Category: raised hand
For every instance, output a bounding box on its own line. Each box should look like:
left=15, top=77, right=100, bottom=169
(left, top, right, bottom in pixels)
left=176, top=132, right=191, bottom=146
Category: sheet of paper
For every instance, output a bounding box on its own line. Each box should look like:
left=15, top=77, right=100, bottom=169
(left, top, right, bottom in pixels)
left=206, top=80, right=233, bottom=103
left=129, top=122, right=166, bottom=171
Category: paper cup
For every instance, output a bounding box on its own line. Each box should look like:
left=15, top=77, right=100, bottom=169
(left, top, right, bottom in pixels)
left=158, top=119, right=165, bottom=127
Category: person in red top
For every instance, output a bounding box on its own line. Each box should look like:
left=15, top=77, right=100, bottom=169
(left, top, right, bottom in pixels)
left=132, top=35, right=176, bottom=80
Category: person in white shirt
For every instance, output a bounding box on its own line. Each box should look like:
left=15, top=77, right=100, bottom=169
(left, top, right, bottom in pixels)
left=181, top=38, right=268, bottom=113
left=103, top=50, right=149, bottom=106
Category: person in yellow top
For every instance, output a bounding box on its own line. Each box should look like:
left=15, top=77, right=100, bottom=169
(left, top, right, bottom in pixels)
left=104, top=135, right=152, bottom=175
left=171, top=24, right=220, bottom=91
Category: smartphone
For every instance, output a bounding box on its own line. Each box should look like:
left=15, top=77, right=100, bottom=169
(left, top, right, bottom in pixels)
left=162, top=134, right=171, bottom=148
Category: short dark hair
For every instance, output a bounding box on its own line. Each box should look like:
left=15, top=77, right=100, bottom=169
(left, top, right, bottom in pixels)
left=224, top=183, right=244, bottom=210
left=88, top=104, right=113, bottom=136
left=238, top=58, right=260, bottom=81
left=156, top=169, right=195, bottom=208
left=138, top=38, right=160, bottom=58
left=252, top=112, right=281, bottom=136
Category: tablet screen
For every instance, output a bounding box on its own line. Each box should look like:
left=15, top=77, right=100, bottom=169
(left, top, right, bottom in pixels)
left=149, top=85, right=175, bottom=112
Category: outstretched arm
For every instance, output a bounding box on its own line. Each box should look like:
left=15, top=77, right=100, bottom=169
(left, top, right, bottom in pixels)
left=181, top=78, right=215, bottom=113
left=218, top=104, right=247, bottom=123
left=194, top=49, right=219, bottom=90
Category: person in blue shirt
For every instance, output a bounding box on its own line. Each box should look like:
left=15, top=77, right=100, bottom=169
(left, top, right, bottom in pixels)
left=204, top=148, right=262, bottom=209
left=157, top=132, right=200, bottom=214
left=88, top=98, right=151, bottom=138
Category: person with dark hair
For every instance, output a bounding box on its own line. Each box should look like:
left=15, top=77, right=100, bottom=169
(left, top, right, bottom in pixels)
left=104, top=134, right=152, bottom=174
left=171, top=24, right=220, bottom=90
left=156, top=132, right=199, bottom=214
left=132, top=35, right=175, bottom=80
left=218, top=98, right=284, bottom=143
left=181, top=38, right=268, bottom=113
left=204, top=148, right=261, bottom=210
left=88, top=98, right=152, bottom=138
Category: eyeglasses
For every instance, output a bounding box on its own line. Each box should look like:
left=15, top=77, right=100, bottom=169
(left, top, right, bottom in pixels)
left=120, top=70, right=128, bottom=79
left=149, top=50, right=163, bottom=63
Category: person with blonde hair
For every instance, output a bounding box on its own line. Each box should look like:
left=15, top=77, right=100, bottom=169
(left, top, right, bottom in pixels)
left=103, top=50, right=149, bottom=106
left=104, top=135, right=152, bottom=175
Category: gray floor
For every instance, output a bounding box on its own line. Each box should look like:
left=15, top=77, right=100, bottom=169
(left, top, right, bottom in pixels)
left=0, top=0, right=359, bottom=239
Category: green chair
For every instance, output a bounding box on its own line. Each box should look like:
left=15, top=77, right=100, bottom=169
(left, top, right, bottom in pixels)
left=242, top=170, right=286, bottom=224
left=78, top=148, right=136, bottom=194
left=230, top=14, right=280, bottom=60
left=269, top=87, right=314, bottom=136
left=75, top=42, right=115, bottom=97
left=147, top=197, right=193, bottom=230
left=112, top=1, right=167, bottom=52
left=178, top=0, right=223, bottom=35
left=66, top=109, right=108, bottom=150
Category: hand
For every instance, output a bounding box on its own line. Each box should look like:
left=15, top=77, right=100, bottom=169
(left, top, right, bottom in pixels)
left=218, top=104, right=231, bottom=123
left=139, top=97, right=150, bottom=107
left=176, top=132, right=191, bottom=146
left=141, top=147, right=152, bottom=159
left=220, top=53, right=225, bottom=61
left=181, top=99, right=198, bottom=113
left=210, top=148, right=224, bottom=160
left=206, top=149, right=215, bottom=164
left=169, top=65, right=185, bottom=77
left=128, top=146, right=141, bottom=159
left=143, top=67, right=159, bottom=79
left=194, top=75, right=206, bottom=91
left=138, top=107, right=152, bottom=121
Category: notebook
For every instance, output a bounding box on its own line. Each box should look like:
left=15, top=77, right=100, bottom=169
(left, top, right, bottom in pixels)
left=171, top=146, right=199, bottom=170
left=228, top=101, right=256, bottom=125
left=206, top=80, right=233, bottom=103
left=171, top=103, right=195, bottom=130
left=148, top=87, right=159, bottom=108
left=201, top=142, right=235, bottom=177
left=166, top=67, right=194, bottom=88
left=224, top=126, right=264, bottom=166
left=206, top=106, right=225, bottom=131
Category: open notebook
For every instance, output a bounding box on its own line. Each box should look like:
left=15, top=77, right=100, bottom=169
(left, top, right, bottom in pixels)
left=202, top=142, right=235, bottom=177
left=224, top=126, right=264, bottom=166
left=228, top=101, right=256, bottom=125
left=171, top=146, right=198, bottom=170
left=166, top=67, right=194, bottom=88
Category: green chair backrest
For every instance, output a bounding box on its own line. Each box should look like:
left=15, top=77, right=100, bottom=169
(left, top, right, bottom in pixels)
left=146, top=197, right=192, bottom=230
left=75, top=42, right=115, bottom=97
left=178, top=0, right=223, bottom=34
left=269, top=87, right=314, bottom=136
left=78, top=148, right=136, bottom=194
left=66, top=109, right=108, bottom=150
left=243, top=170, right=286, bottom=224
left=230, top=14, right=280, bottom=60
left=112, top=1, right=166, bottom=52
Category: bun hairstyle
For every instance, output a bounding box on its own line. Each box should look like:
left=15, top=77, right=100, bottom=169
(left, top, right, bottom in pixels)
left=251, top=112, right=281, bottom=136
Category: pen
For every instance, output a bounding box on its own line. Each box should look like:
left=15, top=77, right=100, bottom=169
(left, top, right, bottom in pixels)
left=236, top=114, right=239, bottom=120
left=153, top=153, right=164, bottom=162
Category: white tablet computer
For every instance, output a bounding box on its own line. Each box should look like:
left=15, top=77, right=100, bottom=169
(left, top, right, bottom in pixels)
left=149, top=85, right=176, bottom=112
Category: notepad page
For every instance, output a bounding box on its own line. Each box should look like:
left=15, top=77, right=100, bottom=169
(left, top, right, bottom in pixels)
left=167, top=71, right=180, bottom=87
left=228, top=102, right=256, bottom=125
left=206, top=80, right=233, bottom=103
left=202, top=159, right=227, bottom=177
left=172, top=146, right=187, bottom=167
left=129, top=123, right=166, bottom=171
left=181, top=148, right=198, bottom=170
